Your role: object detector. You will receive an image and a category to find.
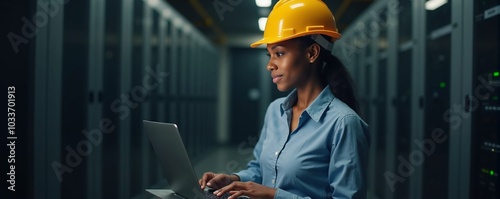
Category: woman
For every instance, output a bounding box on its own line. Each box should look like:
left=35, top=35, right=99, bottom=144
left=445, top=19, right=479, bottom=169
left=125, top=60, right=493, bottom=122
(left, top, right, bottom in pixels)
left=199, top=0, right=370, bottom=198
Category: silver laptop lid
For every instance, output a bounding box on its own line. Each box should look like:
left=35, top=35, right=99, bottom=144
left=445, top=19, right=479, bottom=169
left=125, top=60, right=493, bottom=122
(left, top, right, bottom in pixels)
left=144, top=120, right=204, bottom=199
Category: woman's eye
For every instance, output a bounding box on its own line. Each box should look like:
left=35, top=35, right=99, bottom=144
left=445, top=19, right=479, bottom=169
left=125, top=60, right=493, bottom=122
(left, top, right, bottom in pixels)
left=266, top=52, right=284, bottom=58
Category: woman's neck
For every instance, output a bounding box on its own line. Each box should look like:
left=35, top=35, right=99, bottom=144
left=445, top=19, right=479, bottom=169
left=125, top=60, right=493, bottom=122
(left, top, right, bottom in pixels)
left=294, top=79, right=325, bottom=110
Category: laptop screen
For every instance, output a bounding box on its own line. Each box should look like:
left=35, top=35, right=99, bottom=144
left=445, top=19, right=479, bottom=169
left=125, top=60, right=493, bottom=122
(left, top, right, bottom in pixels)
left=143, top=121, right=205, bottom=199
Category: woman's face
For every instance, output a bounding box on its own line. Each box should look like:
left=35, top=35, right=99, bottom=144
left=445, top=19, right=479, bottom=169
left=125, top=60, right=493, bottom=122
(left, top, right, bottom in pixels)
left=266, top=39, right=315, bottom=92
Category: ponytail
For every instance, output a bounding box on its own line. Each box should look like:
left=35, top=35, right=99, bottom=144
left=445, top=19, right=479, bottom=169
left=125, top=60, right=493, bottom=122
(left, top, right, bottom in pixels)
left=319, top=50, right=360, bottom=114
left=296, top=36, right=360, bottom=113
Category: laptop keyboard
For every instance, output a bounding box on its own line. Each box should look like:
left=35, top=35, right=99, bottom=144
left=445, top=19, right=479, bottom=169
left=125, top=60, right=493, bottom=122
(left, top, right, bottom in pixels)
left=203, top=190, right=231, bottom=199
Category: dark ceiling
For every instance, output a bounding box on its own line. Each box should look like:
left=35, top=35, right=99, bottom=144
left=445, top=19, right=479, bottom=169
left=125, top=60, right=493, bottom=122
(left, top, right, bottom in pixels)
left=165, top=0, right=374, bottom=45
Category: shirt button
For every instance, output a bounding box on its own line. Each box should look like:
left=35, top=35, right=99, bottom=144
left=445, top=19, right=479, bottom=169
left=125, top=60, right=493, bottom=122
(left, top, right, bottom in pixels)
left=274, top=151, right=279, bottom=156
left=272, top=179, right=275, bottom=184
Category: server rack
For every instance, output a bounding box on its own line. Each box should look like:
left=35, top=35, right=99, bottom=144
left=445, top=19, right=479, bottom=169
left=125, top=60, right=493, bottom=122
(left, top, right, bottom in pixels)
left=334, top=0, right=481, bottom=199
left=470, top=1, right=500, bottom=199
left=32, top=0, right=220, bottom=198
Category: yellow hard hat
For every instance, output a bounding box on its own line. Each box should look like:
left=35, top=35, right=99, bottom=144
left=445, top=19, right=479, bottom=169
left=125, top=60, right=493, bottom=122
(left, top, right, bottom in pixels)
left=250, top=0, right=341, bottom=48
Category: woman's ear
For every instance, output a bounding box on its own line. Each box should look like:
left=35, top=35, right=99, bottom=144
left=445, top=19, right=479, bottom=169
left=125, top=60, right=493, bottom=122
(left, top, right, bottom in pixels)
left=307, top=43, right=321, bottom=63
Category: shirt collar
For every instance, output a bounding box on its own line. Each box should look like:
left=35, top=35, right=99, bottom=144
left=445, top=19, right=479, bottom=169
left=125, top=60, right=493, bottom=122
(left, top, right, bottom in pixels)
left=280, top=85, right=335, bottom=122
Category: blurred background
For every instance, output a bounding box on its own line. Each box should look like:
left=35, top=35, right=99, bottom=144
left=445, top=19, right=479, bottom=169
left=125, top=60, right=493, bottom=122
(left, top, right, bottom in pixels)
left=1, top=0, right=499, bottom=198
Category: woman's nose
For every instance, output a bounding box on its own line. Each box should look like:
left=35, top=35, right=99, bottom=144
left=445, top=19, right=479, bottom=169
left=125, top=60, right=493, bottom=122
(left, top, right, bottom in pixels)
left=267, top=61, right=276, bottom=71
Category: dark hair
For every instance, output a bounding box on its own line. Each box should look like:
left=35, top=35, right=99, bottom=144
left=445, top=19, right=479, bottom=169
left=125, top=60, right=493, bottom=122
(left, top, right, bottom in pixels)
left=297, top=36, right=360, bottom=113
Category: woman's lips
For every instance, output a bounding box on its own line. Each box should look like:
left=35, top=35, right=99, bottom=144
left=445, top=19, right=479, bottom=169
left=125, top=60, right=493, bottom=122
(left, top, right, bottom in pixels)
left=272, top=75, right=283, bottom=83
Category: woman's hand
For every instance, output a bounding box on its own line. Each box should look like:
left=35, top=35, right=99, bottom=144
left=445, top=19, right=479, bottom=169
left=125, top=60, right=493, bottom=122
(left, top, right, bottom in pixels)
left=213, top=181, right=276, bottom=199
left=199, top=172, right=240, bottom=190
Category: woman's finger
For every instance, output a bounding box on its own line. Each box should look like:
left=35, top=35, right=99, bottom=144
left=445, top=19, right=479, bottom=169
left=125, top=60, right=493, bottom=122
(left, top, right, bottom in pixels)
left=228, top=190, right=246, bottom=199
left=214, top=181, right=242, bottom=196
left=200, top=172, right=214, bottom=189
left=208, top=175, right=226, bottom=189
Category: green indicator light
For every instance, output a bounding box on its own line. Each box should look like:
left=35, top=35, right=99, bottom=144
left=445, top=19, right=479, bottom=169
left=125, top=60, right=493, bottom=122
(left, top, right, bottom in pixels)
left=494, top=72, right=500, bottom=77
left=439, top=82, right=446, bottom=88
left=490, top=170, right=495, bottom=176
left=494, top=96, right=499, bottom=101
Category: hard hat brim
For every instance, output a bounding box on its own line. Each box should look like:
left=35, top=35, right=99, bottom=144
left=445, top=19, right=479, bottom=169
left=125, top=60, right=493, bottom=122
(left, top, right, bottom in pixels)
left=250, top=30, right=341, bottom=48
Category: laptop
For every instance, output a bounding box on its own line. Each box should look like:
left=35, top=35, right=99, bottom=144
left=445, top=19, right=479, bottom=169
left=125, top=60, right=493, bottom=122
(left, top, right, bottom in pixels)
left=143, top=120, right=242, bottom=199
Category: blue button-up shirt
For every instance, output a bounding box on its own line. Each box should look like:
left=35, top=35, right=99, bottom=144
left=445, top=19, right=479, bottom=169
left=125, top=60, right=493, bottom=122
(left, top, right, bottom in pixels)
left=235, top=86, right=370, bottom=199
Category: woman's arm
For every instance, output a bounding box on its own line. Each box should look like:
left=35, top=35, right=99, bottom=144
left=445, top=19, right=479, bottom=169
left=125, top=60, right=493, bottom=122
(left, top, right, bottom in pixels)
left=214, top=182, right=314, bottom=199
left=232, top=101, right=276, bottom=183
left=329, top=114, right=370, bottom=199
